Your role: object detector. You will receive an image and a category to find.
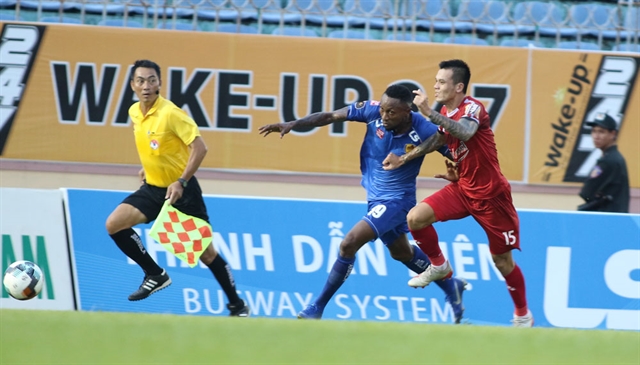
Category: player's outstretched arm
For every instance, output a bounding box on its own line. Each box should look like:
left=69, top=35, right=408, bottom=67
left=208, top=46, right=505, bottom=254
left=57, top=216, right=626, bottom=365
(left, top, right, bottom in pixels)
left=259, top=107, right=349, bottom=139
left=382, top=132, right=446, bottom=170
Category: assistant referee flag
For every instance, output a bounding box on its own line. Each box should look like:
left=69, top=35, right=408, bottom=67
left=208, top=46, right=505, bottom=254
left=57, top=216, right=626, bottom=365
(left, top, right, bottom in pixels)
left=149, top=200, right=213, bottom=268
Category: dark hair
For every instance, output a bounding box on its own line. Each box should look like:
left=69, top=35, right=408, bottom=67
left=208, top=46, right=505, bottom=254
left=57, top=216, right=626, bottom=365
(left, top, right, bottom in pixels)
left=131, top=59, right=161, bottom=80
left=384, top=84, right=413, bottom=106
left=439, top=59, right=471, bottom=94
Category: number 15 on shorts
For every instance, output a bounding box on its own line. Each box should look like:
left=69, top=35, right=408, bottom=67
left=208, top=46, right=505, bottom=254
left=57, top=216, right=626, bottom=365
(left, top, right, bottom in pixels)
left=502, top=230, right=517, bottom=245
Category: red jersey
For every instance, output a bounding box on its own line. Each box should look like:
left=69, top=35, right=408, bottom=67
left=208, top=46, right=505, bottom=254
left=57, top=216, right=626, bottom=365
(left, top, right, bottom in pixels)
left=438, top=96, right=510, bottom=199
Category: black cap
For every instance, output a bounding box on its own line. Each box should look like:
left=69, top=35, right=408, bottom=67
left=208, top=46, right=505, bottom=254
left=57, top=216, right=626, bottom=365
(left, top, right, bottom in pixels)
left=587, top=113, right=618, bottom=131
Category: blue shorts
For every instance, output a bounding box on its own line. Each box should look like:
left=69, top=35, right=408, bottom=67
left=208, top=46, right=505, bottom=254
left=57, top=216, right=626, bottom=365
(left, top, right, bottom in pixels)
left=362, top=199, right=414, bottom=246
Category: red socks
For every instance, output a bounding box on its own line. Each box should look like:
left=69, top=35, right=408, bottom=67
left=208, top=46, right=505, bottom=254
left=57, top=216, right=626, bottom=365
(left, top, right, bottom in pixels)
left=411, top=225, right=446, bottom=266
left=504, top=264, right=528, bottom=316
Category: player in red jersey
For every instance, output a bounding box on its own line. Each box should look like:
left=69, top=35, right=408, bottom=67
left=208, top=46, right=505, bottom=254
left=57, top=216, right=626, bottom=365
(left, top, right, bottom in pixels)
left=382, top=59, right=533, bottom=327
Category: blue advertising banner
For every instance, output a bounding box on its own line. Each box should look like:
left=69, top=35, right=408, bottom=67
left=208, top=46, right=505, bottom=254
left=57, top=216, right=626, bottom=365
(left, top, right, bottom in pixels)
left=64, top=189, right=640, bottom=330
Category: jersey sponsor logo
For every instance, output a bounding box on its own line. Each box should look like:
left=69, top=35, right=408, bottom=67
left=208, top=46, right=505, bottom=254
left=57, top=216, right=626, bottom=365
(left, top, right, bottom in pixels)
left=0, top=24, right=45, bottom=155
left=150, top=139, right=159, bottom=149
left=589, top=165, right=602, bottom=178
left=369, top=100, right=380, bottom=106
left=451, top=142, right=469, bottom=162
left=376, top=128, right=384, bottom=139
left=408, top=130, right=420, bottom=143
left=355, top=101, right=365, bottom=109
left=405, top=144, right=415, bottom=153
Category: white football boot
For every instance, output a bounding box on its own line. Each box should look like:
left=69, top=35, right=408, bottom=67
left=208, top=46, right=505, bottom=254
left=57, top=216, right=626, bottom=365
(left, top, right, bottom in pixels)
left=512, top=309, right=534, bottom=327
left=408, top=261, right=452, bottom=288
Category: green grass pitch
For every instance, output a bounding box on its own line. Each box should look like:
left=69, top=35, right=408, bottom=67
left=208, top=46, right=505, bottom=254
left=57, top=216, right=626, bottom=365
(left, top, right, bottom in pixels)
left=1, top=309, right=638, bottom=364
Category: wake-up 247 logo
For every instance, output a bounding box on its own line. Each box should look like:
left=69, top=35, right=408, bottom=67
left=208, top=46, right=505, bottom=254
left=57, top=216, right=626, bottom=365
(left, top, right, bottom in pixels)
left=544, top=55, right=638, bottom=182
left=0, top=24, right=45, bottom=155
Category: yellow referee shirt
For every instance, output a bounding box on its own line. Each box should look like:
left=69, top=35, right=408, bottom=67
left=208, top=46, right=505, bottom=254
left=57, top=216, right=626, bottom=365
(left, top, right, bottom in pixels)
left=129, top=96, right=200, bottom=187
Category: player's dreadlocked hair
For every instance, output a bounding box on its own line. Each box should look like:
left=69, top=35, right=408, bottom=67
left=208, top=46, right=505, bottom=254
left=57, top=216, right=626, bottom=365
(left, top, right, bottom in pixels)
left=439, top=59, right=471, bottom=94
left=131, top=59, right=162, bottom=80
left=384, top=84, right=413, bottom=107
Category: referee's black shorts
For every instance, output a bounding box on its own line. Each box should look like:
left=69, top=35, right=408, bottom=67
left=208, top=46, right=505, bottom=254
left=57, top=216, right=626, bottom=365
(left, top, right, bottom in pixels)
left=122, top=176, right=209, bottom=224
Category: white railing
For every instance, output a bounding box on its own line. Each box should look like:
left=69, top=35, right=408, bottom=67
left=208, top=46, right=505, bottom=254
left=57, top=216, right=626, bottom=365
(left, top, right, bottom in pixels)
left=2, top=0, right=638, bottom=50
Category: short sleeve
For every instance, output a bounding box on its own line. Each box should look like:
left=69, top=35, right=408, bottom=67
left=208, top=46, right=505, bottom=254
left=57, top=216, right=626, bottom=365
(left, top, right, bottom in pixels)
left=347, top=100, right=381, bottom=123
left=461, top=100, right=482, bottom=124
left=171, top=107, right=201, bottom=145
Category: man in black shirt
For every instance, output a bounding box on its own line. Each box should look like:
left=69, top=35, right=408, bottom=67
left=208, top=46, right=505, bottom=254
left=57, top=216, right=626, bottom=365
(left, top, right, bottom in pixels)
left=578, top=113, right=630, bottom=213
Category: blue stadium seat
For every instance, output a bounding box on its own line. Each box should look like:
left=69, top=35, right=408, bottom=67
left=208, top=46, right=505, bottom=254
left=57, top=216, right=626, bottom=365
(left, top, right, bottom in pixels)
left=499, top=38, right=543, bottom=48
left=156, top=22, right=197, bottom=31
left=513, top=1, right=570, bottom=37
left=18, top=0, right=76, bottom=11
left=623, top=6, right=639, bottom=39
left=385, top=32, right=430, bottom=42
left=97, top=19, right=143, bottom=28
left=443, top=36, right=489, bottom=46
left=327, top=29, right=370, bottom=39
left=121, top=0, right=192, bottom=18
left=614, top=43, right=639, bottom=53
left=231, top=0, right=286, bottom=22
left=192, top=0, right=240, bottom=22
left=83, top=1, right=126, bottom=15
left=512, top=1, right=550, bottom=35
left=271, top=27, right=318, bottom=37
left=342, top=0, right=394, bottom=29
left=286, top=0, right=344, bottom=27
left=569, top=3, right=619, bottom=40
left=40, top=16, right=82, bottom=24
left=254, top=0, right=300, bottom=24
left=557, top=41, right=600, bottom=51
left=457, top=0, right=516, bottom=35
left=406, top=0, right=470, bottom=33
left=0, top=12, right=24, bottom=21
left=216, top=23, right=260, bottom=34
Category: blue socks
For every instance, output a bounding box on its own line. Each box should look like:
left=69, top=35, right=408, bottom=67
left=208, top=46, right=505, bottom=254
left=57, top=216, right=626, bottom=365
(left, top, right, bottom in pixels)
left=314, top=255, right=355, bottom=308
left=434, top=277, right=458, bottom=297
left=402, top=246, right=431, bottom=273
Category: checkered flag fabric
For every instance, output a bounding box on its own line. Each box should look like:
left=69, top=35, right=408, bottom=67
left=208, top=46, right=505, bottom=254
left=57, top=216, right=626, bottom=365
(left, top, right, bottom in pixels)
left=148, top=200, right=212, bottom=268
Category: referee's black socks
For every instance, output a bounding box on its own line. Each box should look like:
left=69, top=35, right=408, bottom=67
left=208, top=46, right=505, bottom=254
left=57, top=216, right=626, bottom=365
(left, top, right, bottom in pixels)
left=207, top=254, right=242, bottom=305
left=110, top=228, right=163, bottom=276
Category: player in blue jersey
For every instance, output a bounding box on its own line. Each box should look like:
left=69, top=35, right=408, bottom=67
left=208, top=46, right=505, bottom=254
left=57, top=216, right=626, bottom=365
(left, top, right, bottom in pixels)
left=259, top=84, right=467, bottom=323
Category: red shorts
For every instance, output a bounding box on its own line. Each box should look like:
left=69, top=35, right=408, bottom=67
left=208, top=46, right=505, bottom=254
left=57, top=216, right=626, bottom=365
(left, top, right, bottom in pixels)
left=424, top=183, right=521, bottom=255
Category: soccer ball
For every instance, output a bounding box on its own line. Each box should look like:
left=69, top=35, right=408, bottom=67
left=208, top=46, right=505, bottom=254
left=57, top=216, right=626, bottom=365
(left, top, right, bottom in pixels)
left=3, top=261, right=44, bottom=300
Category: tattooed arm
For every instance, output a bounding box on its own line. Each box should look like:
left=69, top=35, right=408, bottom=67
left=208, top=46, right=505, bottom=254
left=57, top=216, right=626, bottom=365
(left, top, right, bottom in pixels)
left=382, top=132, right=446, bottom=170
left=426, top=111, right=478, bottom=142
left=259, top=107, right=349, bottom=138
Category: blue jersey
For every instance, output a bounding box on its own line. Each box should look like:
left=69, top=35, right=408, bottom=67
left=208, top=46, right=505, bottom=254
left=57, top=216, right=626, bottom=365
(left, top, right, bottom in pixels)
left=347, top=100, right=447, bottom=203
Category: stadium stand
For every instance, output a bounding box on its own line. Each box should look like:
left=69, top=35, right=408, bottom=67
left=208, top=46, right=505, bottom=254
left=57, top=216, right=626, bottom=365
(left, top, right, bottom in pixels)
left=443, top=34, right=489, bottom=45
left=385, top=31, right=430, bottom=42
left=499, top=37, right=543, bottom=47
left=40, top=15, right=82, bottom=23
left=271, top=25, right=319, bottom=36
left=0, top=0, right=637, bottom=51
left=557, top=40, right=602, bottom=50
